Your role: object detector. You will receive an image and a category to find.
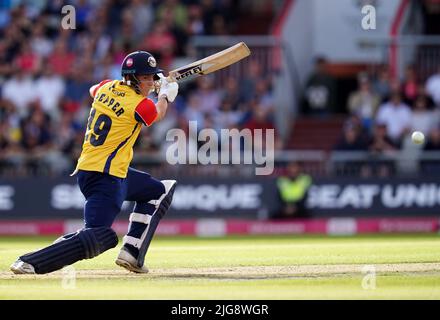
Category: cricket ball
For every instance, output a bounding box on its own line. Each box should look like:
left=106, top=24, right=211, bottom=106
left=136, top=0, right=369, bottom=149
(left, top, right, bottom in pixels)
left=411, top=131, right=425, bottom=144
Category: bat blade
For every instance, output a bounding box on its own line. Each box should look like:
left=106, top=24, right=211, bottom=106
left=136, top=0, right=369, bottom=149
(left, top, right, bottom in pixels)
left=167, top=42, right=251, bottom=82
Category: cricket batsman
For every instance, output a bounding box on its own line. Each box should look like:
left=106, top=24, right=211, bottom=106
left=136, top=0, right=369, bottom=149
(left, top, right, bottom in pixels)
left=11, top=51, right=179, bottom=274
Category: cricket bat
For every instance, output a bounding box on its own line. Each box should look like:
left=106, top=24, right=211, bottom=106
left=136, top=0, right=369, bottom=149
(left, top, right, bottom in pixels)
left=165, top=42, right=251, bottom=82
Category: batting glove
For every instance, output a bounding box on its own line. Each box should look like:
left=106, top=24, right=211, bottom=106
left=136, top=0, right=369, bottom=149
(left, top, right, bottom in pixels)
left=158, top=77, right=179, bottom=103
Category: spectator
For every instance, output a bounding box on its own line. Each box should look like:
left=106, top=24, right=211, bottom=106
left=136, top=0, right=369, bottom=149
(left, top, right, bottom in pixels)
left=243, top=104, right=274, bottom=133
left=116, top=8, right=137, bottom=51
left=43, top=0, right=65, bottom=24
left=421, top=126, right=440, bottom=174
left=301, top=56, right=337, bottom=116
left=426, top=65, right=440, bottom=107
left=30, top=22, right=53, bottom=58
left=47, top=40, right=76, bottom=76
left=110, top=41, right=130, bottom=66
left=363, top=122, right=398, bottom=178
left=159, top=8, right=189, bottom=58
left=372, top=65, right=392, bottom=100
left=0, top=6, right=10, bottom=30
left=1, top=21, right=26, bottom=63
left=141, top=20, right=176, bottom=70
left=240, top=59, right=263, bottom=103
left=88, top=22, right=112, bottom=62
left=157, top=0, right=188, bottom=32
left=135, top=129, right=158, bottom=157
left=20, top=107, right=53, bottom=175
left=211, top=14, right=228, bottom=35
left=125, top=0, right=154, bottom=39
left=375, top=92, right=412, bottom=145
left=56, top=26, right=75, bottom=52
left=401, top=65, right=419, bottom=106
left=2, top=69, right=36, bottom=117
left=243, top=103, right=275, bottom=154
left=333, top=118, right=369, bottom=176
left=192, top=76, right=221, bottom=114
left=417, top=84, right=436, bottom=108
left=0, top=119, right=24, bottom=176
left=53, top=112, right=82, bottom=174
left=347, top=73, right=381, bottom=131
left=20, top=107, right=52, bottom=149
left=215, top=97, right=241, bottom=131
left=424, top=126, right=440, bottom=151
left=183, top=94, right=205, bottom=129
left=0, top=120, right=13, bottom=171
left=0, top=40, right=14, bottom=77
left=63, top=67, right=93, bottom=114
left=220, top=76, right=243, bottom=111
left=201, top=0, right=218, bottom=35
left=334, top=122, right=368, bottom=151
left=254, top=77, right=274, bottom=115
left=368, top=122, right=398, bottom=154
left=186, top=4, right=205, bottom=36
left=386, top=78, right=402, bottom=100
left=34, top=65, right=65, bottom=119
left=75, top=0, right=94, bottom=32
left=93, top=53, right=120, bottom=82
left=0, top=98, right=21, bottom=143
left=411, top=95, right=438, bottom=136
left=104, top=0, right=129, bottom=37
left=274, top=161, right=312, bottom=219
left=14, top=42, right=41, bottom=75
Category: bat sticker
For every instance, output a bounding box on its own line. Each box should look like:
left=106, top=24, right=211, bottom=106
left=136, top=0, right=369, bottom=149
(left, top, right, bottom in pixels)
left=174, top=65, right=203, bottom=81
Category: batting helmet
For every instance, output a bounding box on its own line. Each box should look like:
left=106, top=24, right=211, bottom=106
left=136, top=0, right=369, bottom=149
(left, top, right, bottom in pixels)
left=121, top=51, right=163, bottom=94
left=121, top=51, right=163, bottom=78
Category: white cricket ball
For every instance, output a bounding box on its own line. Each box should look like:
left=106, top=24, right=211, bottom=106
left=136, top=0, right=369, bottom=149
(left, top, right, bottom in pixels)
left=411, top=131, right=425, bottom=144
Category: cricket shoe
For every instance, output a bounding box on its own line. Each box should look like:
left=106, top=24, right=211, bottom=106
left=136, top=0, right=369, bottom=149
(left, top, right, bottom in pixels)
left=10, top=259, right=36, bottom=274
left=115, top=248, right=149, bottom=274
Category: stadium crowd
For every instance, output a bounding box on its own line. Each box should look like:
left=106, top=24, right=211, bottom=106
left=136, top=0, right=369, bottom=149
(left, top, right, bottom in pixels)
left=333, top=65, right=440, bottom=150
left=0, top=0, right=276, bottom=176
left=331, top=64, right=440, bottom=177
left=2, top=1, right=440, bottom=179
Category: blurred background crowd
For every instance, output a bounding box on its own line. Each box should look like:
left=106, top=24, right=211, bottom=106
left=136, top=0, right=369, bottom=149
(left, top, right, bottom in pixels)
left=0, top=0, right=277, bottom=177
left=305, top=58, right=440, bottom=178
left=0, top=0, right=440, bottom=181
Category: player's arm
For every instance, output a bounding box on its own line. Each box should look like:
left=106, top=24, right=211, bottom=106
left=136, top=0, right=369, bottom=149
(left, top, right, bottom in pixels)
left=89, top=79, right=112, bottom=98
left=156, top=77, right=178, bottom=121
left=134, top=96, right=169, bottom=126
left=135, top=98, right=158, bottom=126
left=154, top=96, right=169, bottom=122
left=135, top=78, right=178, bottom=126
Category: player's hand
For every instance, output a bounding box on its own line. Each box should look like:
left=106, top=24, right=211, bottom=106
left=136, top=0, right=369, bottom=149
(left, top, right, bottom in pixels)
left=158, top=77, right=179, bottom=103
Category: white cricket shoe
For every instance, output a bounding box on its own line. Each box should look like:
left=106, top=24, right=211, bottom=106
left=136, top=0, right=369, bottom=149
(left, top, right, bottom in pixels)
left=115, top=248, right=149, bottom=274
left=10, top=259, right=36, bottom=274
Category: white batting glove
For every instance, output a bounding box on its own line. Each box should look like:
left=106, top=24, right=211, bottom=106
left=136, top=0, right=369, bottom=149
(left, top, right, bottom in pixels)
left=158, top=77, right=179, bottom=103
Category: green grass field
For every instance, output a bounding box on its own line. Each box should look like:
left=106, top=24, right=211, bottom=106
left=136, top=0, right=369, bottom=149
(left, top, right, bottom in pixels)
left=1, top=234, right=440, bottom=299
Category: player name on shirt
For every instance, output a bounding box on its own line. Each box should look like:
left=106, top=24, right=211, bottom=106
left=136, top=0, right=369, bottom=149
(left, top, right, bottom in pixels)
left=95, top=92, right=125, bottom=117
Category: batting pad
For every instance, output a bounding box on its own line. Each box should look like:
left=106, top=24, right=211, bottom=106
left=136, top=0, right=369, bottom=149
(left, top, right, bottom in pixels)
left=19, top=227, right=118, bottom=274
left=136, top=180, right=177, bottom=267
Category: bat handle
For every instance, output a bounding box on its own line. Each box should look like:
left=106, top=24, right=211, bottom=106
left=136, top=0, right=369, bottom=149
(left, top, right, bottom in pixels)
left=166, top=72, right=177, bottom=82
left=154, top=73, right=176, bottom=93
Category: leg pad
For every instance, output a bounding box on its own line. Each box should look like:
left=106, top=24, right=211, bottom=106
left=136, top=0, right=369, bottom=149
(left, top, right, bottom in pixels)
left=20, top=227, right=118, bottom=274
left=136, top=180, right=177, bottom=267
